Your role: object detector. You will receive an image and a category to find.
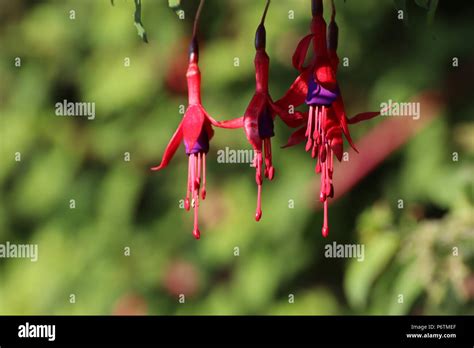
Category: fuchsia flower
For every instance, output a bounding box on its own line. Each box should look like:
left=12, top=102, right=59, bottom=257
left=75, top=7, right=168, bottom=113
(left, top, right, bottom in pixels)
left=277, top=0, right=380, bottom=237
left=151, top=0, right=222, bottom=239
left=218, top=0, right=304, bottom=221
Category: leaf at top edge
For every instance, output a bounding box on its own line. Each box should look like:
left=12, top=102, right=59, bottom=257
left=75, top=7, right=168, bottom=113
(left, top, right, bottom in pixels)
left=134, top=0, right=148, bottom=43
left=427, top=0, right=439, bottom=26
left=414, top=0, right=430, bottom=9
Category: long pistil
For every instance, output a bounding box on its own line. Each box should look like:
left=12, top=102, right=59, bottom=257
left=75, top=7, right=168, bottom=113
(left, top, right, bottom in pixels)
left=255, top=151, right=263, bottom=221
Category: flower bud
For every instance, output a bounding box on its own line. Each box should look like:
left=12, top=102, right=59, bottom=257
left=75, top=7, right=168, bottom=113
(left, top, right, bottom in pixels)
left=255, top=24, right=266, bottom=50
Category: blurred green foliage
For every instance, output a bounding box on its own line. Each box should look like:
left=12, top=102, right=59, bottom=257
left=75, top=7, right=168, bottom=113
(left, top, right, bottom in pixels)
left=0, top=0, right=472, bottom=315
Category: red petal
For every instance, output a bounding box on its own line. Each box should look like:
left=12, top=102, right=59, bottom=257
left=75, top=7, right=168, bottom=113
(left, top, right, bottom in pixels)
left=328, top=51, right=339, bottom=72
left=203, top=109, right=221, bottom=127
left=331, top=95, right=358, bottom=152
left=292, top=34, right=314, bottom=71
left=243, top=93, right=266, bottom=150
left=347, top=111, right=380, bottom=124
left=281, top=126, right=306, bottom=148
left=269, top=97, right=306, bottom=128
left=200, top=109, right=216, bottom=140
left=330, top=136, right=343, bottom=161
left=275, top=69, right=310, bottom=111
left=150, top=121, right=184, bottom=171
left=182, top=104, right=205, bottom=152
left=215, top=116, right=244, bottom=129
left=204, top=120, right=214, bottom=140
left=314, top=58, right=337, bottom=91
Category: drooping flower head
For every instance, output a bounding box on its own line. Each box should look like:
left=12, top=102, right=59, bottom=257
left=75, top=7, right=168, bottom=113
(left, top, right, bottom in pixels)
left=151, top=0, right=222, bottom=239
left=277, top=0, right=380, bottom=237
left=218, top=0, right=304, bottom=221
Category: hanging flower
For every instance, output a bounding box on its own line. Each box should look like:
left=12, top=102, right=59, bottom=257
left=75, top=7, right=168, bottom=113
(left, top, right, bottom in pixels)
left=277, top=0, right=380, bottom=237
left=151, top=0, right=221, bottom=239
left=217, top=0, right=304, bottom=221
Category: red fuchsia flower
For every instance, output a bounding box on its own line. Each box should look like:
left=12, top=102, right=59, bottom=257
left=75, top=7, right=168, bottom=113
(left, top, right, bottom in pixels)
left=217, top=0, right=304, bottom=221
left=151, top=0, right=221, bottom=240
left=276, top=0, right=381, bottom=237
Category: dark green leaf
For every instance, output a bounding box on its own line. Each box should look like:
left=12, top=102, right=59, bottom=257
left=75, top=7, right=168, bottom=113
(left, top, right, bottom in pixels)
left=427, top=0, right=439, bottom=25
left=168, top=0, right=182, bottom=15
left=134, top=0, right=148, bottom=43
left=414, top=0, right=430, bottom=9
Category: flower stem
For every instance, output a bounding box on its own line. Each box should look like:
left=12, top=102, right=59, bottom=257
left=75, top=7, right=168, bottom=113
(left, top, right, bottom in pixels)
left=260, top=0, right=271, bottom=26
left=192, top=0, right=205, bottom=40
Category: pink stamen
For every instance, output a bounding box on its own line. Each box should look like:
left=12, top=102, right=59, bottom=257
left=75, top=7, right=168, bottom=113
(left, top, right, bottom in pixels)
left=305, top=106, right=314, bottom=151
left=319, top=144, right=326, bottom=163
left=255, top=151, right=263, bottom=221
left=193, top=194, right=200, bottom=239
left=317, top=106, right=321, bottom=139
left=201, top=153, right=206, bottom=199
left=185, top=155, right=192, bottom=211
left=325, top=145, right=331, bottom=195
left=311, top=142, right=318, bottom=159
left=319, top=160, right=326, bottom=202
left=322, top=200, right=329, bottom=238
left=313, top=106, right=320, bottom=141
left=190, top=154, right=200, bottom=239
left=196, top=152, right=202, bottom=189
left=329, top=148, right=333, bottom=178
left=306, top=106, right=313, bottom=137
left=264, top=138, right=274, bottom=180
left=315, top=159, right=321, bottom=173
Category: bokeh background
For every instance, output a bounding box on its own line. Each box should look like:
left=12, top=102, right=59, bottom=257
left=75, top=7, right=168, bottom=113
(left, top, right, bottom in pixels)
left=0, top=0, right=473, bottom=315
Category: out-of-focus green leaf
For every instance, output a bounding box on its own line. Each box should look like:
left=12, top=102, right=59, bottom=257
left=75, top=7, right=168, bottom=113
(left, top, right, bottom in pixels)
left=345, top=233, right=400, bottom=310
left=134, top=0, right=148, bottom=43
left=388, top=262, right=424, bottom=314
left=414, top=0, right=430, bottom=9
left=168, top=0, right=181, bottom=11
left=427, top=0, right=439, bottom=25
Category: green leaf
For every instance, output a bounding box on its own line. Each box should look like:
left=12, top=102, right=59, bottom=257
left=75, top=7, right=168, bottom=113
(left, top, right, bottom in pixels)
left=168, top=0, right=182, bottom=15
left=344, top=233, right=400, bottom=310
left=388, top=262, right=424, bottom=314
left=427, top=0, right=439, bottom=25
left=414, top=0, right=430, bottom=9
left=168, top=0, right=181, bottom=10
left=134, top=0, right=148, bottom=43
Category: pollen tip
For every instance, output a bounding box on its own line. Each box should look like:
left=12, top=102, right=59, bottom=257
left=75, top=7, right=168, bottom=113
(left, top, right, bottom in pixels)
left=201, top=189, right=206, bottom=200
left=322, top=226, right=329, bottom=238
left=316, top=162, right=321, bottom=173
left=319, top=191, right=326, bottom=202
left=268, top=167, right=275, bottom=180
left=193, top=228, right=201, bottom=239
left=184, top=198, right=191, bottom=211
left=255, top=210, right=262, bottom=221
